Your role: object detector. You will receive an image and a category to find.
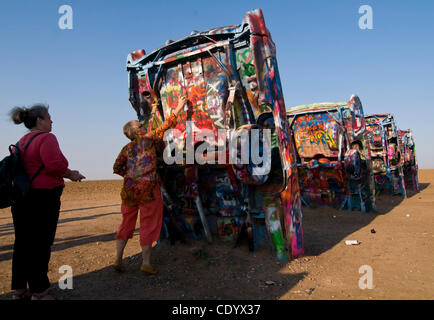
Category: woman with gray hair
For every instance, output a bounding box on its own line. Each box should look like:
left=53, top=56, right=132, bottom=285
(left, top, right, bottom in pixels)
left=9, top=104, right=85, bottom=300
left=113, top=96, right=188, bottom=275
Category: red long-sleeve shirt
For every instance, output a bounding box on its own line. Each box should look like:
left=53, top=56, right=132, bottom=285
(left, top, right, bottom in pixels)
left=18, top=131, right=69, bottom=189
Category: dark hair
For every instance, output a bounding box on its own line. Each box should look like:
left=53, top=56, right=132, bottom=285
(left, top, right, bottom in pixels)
left=9, top=104, right=49, bottom=129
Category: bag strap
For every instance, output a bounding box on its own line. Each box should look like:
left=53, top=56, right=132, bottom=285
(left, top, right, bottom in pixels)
left=19, top=131, right=47, bottom=182
left=22, top=131, right=47, bottom=151
left=30, top=165, right=45, bottom=182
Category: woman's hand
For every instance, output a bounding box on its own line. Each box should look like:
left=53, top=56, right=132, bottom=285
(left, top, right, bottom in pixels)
left=71, top=171, right=86, bottom=182
left=173, top=96, right=188, bottom=115
left=64, top=169, right=86, bottom=182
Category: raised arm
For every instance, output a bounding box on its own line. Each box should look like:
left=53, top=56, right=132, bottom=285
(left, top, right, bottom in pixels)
left=144, top=96, right=188, bottom=140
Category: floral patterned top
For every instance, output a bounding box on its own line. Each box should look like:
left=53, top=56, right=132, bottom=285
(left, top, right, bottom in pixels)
left=113, top=114, right=177, bottom=206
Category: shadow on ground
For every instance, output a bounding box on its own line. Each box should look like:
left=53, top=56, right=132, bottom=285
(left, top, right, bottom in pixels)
left=0, top=211, right=119, bottom=238
left=0, top=240, right=308, bottom=300
left=0, top=231, right=118, bottom=262
left=301, top=183, right=428, bottom=256
left=60, top=204, right=120, bottom=213
left=0, top=211, right=120, bottom=262
left=0, top=182, right=428, bottom=299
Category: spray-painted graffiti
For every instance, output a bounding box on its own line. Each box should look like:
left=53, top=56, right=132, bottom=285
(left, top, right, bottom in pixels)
left=126, top=8, right=303, bottom=260
left=236, top=48, right=255, bottom=77
left=365, top=114, right=407, bottom=197
left=263, top=196, right=286, bottom=261
left=398, top=129, right=419, bottom=192
left=293, top=113, right=340, bottom=157
left=287, top=96, right=375, bottom=212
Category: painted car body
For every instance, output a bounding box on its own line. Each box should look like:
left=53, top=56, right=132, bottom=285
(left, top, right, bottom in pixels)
left=398, top=129, right=419, bottom=192
left=126, top=9, right=303, bottom=260
left=365, top=114, right=407, bottom=197
left=287, top=95, right=375, bottom=212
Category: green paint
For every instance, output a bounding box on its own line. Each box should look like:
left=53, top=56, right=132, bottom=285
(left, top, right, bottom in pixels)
left=271, top=229, right=287, bottom=261
left=271, top=131, right=278, bottom=149
left=237, top=49, right=256, bottom=77
left=243, top=63, right=255, bottom=77
left=264, top=197, right=288, bottom=261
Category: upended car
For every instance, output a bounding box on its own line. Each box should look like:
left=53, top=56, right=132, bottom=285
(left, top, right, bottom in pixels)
left=398, top=129, right=419, bottom=193
left=125, top=9, right=303, bottom=260
left=365, top=114, right=407, bottom=197
left=287, top=95, right=375, bottom=212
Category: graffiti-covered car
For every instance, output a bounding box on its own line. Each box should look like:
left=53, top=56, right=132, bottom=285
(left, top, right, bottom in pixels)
left=398, top=129, right=419, bottom=192
left=365, top=114, right=406, bottom=197
left=287, top=95, right=375, bottom=212
left=125, top=9, right=303, bottom=260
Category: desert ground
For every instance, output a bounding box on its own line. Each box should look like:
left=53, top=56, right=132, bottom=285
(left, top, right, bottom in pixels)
left=0, top=170, right=433, bottom=300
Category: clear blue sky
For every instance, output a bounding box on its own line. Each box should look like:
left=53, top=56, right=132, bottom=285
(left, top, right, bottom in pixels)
left=1, top=0, right=433, bottom=179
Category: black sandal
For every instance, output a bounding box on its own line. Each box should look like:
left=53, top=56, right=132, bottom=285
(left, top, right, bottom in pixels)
left=12, top=289, right=31, bottom=300
left=31, top=290, right=56, bottom=300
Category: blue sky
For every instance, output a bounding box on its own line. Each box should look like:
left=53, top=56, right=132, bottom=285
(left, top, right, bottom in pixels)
left=1, top=0, right=433, bottom=179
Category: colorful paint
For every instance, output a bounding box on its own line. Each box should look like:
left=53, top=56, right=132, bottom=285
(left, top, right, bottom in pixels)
left=287, top=95, right=375, bottom=212
left=263, top=196, right=287, bottom=261
left=365, top=114, right=407, bottom=197
left=126, top=9, right=303, bottom=259
left=398, top=129, right=419, bottom=192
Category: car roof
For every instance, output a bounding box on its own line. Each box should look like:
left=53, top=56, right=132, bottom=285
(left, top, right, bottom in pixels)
left=287, top=102, right=348, bottom=116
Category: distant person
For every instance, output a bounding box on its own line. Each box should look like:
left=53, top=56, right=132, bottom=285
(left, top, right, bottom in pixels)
left=113, top=96, right=188, bottom=275
left=9, top=104, right=85, bottom=300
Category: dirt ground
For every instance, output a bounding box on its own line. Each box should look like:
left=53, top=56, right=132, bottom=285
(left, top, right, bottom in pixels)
left=0, top=170, right=433, bottom=300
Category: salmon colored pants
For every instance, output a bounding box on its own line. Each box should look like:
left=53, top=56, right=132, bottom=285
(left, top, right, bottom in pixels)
left=116, top=186, right=163, bottom=246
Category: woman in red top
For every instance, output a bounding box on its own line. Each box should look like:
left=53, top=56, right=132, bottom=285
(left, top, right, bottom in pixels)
left=113, top=96, right=188, bottom=275
left=9, top=104, right=85, bottom=300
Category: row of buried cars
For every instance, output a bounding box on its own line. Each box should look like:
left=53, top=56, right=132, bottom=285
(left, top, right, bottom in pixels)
left=287, top=98, right=419, bottom=212
left=125, top=9, right=419, bottom=261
